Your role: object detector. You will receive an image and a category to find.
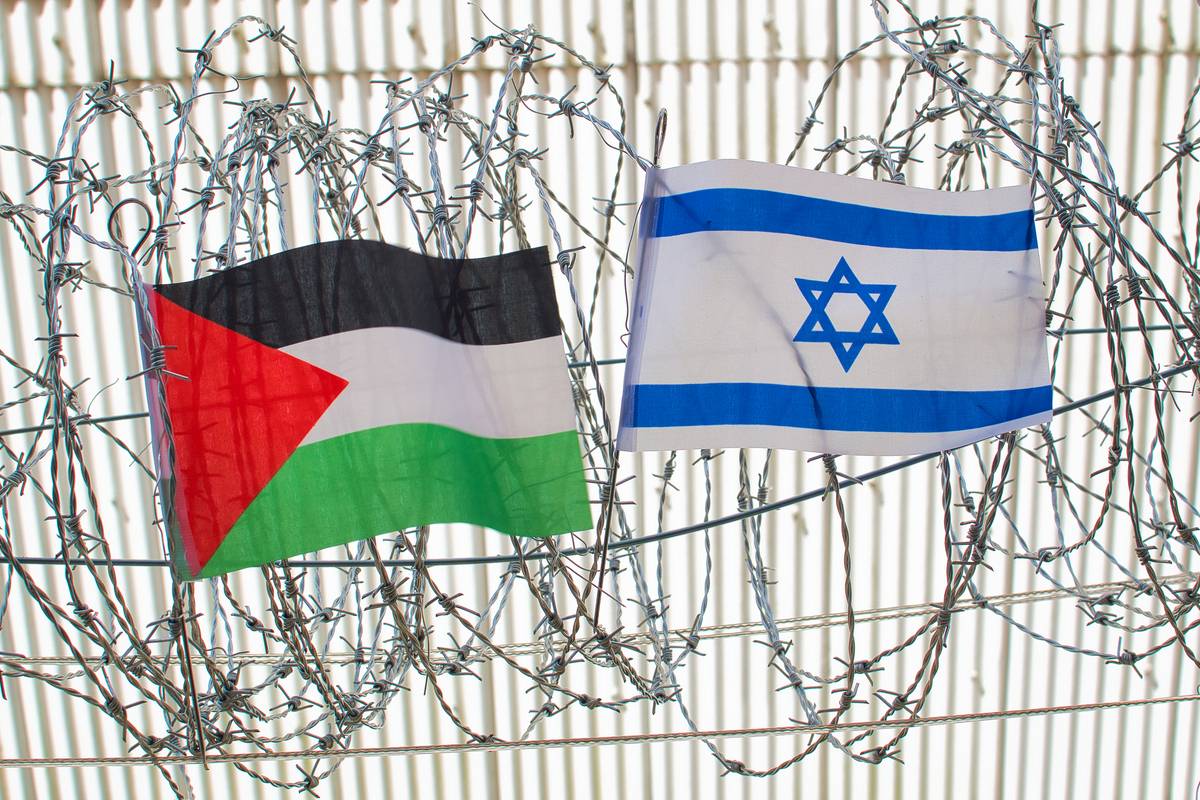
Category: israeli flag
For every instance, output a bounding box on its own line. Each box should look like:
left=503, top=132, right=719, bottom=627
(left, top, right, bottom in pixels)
left=616, top=160, right=1051, bottom=456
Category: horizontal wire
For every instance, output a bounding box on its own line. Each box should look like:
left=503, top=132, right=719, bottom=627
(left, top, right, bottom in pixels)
left=1, top=693, right=1195, bottom=769
left=0, top=411, right=150, bottom=438
left=1, top=356, right=1194, bottom=571
left=3, top=571, right=1190, bottom=668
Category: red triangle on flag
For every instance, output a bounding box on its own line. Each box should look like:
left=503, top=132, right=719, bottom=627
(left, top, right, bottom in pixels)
left=146, top=289, right=349, bottom=576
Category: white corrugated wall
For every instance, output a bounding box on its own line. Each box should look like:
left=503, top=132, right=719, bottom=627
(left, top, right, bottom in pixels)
left=0, top=1, right=1198, bottom=797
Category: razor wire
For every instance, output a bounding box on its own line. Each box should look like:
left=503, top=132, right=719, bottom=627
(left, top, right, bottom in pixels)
left=0, top=2, right=1197, bottom=795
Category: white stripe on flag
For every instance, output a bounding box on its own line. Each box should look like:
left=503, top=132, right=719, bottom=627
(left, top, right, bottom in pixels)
left=628, top=231, right=1047, bottom=390
left=284, top=328, right=577, bottom=444
left=617, top=159, right=1051, bottom=456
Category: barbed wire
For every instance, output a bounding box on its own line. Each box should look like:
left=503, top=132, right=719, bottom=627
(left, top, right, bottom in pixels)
left=0, top=2, right=1197, bottom=795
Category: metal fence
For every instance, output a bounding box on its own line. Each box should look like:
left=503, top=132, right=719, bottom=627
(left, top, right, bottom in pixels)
left=1, top=1, right=1199, bottom=798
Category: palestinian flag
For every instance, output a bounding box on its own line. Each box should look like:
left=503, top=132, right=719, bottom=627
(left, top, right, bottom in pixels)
left=136, top=241, right=592, bottom=580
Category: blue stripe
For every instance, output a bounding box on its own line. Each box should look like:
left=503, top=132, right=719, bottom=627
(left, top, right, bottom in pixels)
left=624, top=383, right=1051, bottom=433
left=651, top=188, right=1036, bottom=251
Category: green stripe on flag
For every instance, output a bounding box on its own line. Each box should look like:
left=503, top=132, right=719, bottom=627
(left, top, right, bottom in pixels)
left=199, top=423, right=592, bottom=578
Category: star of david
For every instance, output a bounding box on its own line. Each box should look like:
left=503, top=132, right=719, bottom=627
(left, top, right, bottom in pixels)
left=793, top=256, right=899, bottom=372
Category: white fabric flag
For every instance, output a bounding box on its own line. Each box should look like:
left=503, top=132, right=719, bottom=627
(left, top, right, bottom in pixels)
left=616, top=159, right=1051, bottom=456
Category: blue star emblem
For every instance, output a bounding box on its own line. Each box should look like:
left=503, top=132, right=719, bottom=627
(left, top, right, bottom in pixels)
left=793, top=257, right=899, bottom=372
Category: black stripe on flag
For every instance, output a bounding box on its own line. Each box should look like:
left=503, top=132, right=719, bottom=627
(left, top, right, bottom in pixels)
left=154, top=241, right=560, bottom=348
